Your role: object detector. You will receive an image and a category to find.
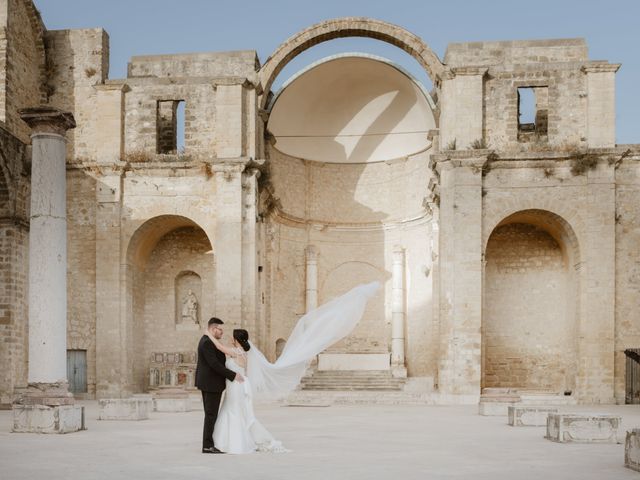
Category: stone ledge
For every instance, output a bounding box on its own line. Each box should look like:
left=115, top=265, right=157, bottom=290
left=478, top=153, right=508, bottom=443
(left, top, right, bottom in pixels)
left=545, top=413, right=622, bottom=444
left=12, top=404, right=85, bottom=434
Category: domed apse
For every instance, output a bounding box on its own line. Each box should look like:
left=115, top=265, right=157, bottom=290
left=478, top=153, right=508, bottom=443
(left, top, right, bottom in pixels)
left=267, top=55, right=436, bottom=164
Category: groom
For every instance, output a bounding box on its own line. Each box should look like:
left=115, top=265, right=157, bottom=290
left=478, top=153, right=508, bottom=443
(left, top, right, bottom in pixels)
left=195, top=317, right=244, bottom=454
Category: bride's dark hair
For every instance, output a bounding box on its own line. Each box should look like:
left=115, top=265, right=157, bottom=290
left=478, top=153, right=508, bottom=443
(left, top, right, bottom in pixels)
left=233, top=329, right=251, bottom=352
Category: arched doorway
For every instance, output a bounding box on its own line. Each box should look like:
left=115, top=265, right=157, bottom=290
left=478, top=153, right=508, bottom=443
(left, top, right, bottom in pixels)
left=125, top=215, right=214, bottom=392
left=482, top=209, right=581, bottom=393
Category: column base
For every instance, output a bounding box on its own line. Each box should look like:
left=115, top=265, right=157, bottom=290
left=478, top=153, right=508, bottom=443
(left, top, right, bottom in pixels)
left=12, top=404, right=85, bottom=433
left=391, top=365, right=407, bottom=379
left=99, top=397, right=152, bottom=420
left=13, top=381, right=75, bottom=406
left=11, top=381, right=85, bottom=433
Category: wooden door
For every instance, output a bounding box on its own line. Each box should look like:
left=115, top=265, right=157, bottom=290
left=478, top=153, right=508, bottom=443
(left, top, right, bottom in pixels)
left=67, top=349, right=87, bottom=394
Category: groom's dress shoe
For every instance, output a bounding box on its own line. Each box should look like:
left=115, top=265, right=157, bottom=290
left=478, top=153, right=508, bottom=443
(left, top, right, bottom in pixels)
left=202, top=447, right=225, bottom=454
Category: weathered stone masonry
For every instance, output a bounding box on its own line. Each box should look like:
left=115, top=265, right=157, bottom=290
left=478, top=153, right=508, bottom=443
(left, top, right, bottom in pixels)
left=0, top=2, right=639, bottom=405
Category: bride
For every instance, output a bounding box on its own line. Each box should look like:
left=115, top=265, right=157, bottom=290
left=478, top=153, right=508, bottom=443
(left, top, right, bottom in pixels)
left=207, top=281, right=380, bottom=454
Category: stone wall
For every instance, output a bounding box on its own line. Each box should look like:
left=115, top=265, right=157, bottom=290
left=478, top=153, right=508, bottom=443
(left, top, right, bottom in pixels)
left=444, top=40, right=590, bottom=152
left=44, top=28, right=109, bottom=161
left=614, top=154, right=640, bottom=402
left=0, top=124, right=29, bottom=406
left=66, top=169, right=97, bottom=396
left=0, top=0, right=45, bottom=143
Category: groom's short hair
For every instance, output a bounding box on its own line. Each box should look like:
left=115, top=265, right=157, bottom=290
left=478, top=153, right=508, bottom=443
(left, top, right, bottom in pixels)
left=208, top=317, right=224, bottom=327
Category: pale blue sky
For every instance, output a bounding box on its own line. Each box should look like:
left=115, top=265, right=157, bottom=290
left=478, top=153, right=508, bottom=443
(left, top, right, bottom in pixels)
left=35, top=0, right=639, bottom=143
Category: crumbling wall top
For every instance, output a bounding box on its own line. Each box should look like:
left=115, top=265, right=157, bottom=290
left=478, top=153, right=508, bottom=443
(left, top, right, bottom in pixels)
left=127, top=50, right=259, bottom=79
left=444, top=38, right=588, bottom=67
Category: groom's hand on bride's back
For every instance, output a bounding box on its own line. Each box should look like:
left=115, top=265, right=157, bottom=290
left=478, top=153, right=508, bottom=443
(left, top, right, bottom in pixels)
left=235, top=373, right=245, bottom=383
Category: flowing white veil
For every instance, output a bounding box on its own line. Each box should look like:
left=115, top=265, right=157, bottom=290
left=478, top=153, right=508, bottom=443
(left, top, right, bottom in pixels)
left=247, top=281, right=381, bottom=399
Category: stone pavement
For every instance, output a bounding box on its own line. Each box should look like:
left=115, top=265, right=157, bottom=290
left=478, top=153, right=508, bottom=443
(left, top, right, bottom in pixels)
left=1, top=402, right=639, bottom=480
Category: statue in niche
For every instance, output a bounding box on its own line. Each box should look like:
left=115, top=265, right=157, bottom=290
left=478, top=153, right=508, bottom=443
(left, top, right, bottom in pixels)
left=181, top=289, right=199, bottom=324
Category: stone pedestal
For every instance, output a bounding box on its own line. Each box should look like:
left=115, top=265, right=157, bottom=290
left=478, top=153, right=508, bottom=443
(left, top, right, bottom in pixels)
left=153, top=388, right=190, bottom=412
left=12, top=107, right=81, bottom=433
left=625, top=429, right=640, bottom=472
left=508, top=405, right=558, bottom=426
left=99, top=398, right=152, bottom=420
left=545, top=413, right=622, bottom=443
left=12, top=404, right=85, bottom=434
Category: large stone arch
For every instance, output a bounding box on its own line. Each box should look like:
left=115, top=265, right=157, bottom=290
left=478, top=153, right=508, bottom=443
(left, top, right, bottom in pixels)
left=258, top=17, right=445, bottom=109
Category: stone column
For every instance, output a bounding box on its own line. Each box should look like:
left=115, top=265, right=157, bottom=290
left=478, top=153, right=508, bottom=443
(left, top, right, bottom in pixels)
left=13, top=107, right=85, bottom=433
left=305, top=245, right=318, bottom=313
left=391, top=246, right=407, bottom=377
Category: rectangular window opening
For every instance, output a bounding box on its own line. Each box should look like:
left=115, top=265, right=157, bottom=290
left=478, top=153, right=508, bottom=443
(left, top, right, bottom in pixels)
left=156, top=100, right=185, bottom=154
left=517, top=87, right=548, bottom=142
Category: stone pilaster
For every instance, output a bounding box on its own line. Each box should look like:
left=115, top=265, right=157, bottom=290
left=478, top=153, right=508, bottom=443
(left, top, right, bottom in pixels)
left=242, top=167, right=260, bottom=335
left=582, top=62, right=620, bottom=149
left=13, top=107, right=85, bottom=433
left=577, top=160, right=616, bottom=403
left=95, top=166, right=126, bottom=398
left=213, top=161, right=245, bottom=326
left=305, top=245, right=318, bottom=313
left=433, top=151, right=485, bottom=402
left=439, top=67, right=487, bottom=150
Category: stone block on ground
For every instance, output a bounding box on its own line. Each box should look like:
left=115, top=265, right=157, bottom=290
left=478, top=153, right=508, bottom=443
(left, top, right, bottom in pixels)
left=12, top=404, right=85, bottom=433
left=625, top=429, right=640, bottom=472
left=153, top=389, right=190, bottom=412
left=508, top=405, right=558, bottom=426
left=478, top=389, right=520, bottom=416
left=99, top=398, right=151, bottom=420
left=545, top=413, right=622, bottom=443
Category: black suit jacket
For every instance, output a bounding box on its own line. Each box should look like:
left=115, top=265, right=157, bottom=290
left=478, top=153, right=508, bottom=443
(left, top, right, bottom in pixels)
left=195, top=335, right=237, bottom=392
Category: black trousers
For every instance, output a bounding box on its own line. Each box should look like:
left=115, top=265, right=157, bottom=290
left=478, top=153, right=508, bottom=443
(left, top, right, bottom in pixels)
left=202, top=391, right=223, bottom=449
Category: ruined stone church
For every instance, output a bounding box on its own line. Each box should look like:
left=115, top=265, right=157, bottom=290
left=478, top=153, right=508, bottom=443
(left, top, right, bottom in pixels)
left=2, top=0, right=639, bottom=414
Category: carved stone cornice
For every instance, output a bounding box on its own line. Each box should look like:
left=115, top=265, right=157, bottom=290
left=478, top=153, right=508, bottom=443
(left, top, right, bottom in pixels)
left=19, top=106, right=76, bottom=136
left=581, top=62, right=621, bottom=74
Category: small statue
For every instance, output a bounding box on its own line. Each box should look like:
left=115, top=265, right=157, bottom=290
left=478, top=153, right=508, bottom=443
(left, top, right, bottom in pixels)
left=181, top=290, right=198, bottom=324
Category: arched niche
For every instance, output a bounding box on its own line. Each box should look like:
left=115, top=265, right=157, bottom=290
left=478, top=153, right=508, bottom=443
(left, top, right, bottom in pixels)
left=482, top=209, right=581, bottom=393
left=175, top=271, right=202, bottom=328
left=124, top=215, right=214, bottom=392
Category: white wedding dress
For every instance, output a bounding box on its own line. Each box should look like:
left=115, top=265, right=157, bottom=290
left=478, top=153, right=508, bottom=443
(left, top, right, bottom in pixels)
left=213, top=349, right=288, bottom=454
left=212, top=281, right=380, bottom=454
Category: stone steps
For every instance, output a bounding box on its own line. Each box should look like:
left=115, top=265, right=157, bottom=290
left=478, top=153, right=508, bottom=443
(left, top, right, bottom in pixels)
left=299, top=370, right=406, bottom=391
left=286, top=390, right=432, bottom=406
